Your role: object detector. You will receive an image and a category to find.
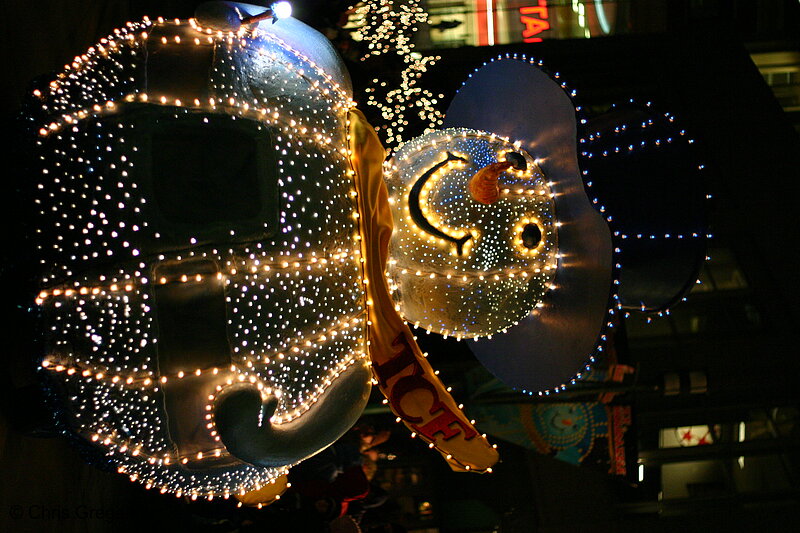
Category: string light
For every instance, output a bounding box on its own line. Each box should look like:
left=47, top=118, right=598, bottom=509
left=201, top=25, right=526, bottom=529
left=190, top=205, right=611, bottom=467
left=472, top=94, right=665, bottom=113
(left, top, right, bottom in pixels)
left=344, top=1, right=443, bottom=150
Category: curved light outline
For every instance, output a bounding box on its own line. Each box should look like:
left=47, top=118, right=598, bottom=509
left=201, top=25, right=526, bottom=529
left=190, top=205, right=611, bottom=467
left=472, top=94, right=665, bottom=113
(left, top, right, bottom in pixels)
left=407, top=151, right=472, bottom=255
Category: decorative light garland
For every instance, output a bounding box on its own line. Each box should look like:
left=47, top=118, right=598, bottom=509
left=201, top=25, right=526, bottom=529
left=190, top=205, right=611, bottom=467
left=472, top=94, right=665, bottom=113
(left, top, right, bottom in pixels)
left=579, top=97, right=713, bottom=325
left=344, top=0, right=444, bottom=150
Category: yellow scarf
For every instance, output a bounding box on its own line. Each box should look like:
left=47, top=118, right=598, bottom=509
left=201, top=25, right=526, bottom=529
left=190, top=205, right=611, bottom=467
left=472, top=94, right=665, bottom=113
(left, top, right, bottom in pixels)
left=348, top=109, right=498, bottom=473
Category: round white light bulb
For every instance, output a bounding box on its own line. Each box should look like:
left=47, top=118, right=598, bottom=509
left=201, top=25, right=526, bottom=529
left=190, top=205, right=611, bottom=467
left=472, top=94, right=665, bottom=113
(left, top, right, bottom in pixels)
left=272, top=1, right=292, bottom=19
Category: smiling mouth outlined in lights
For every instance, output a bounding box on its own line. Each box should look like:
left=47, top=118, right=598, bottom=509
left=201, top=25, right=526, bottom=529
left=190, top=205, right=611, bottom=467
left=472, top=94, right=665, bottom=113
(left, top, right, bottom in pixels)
left=407, top=151, right=473, bottom=256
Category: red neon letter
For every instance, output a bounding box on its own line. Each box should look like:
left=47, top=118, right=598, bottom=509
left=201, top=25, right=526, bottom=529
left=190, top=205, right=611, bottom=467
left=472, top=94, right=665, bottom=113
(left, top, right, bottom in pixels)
left=520, top=15, right=550, bottom=39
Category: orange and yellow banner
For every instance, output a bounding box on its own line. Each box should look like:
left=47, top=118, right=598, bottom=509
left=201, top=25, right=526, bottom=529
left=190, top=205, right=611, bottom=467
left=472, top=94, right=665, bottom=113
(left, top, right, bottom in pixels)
left=347, top=109, right=498, bottom=473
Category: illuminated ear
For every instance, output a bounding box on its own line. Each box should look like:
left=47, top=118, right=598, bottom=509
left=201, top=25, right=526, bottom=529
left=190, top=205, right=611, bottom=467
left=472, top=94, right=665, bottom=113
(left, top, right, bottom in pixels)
left=348, top=110, right=498, bottom=473
left=438, top=59, right=708, bottom=396
left=579, top=101, right=710, bottom=312
left=412, top=58, right=613, bottom=395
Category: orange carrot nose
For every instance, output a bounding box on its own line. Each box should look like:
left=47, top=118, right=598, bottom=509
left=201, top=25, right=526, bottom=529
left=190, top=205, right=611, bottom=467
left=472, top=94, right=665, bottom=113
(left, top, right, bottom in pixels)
left=467, top=152, right=527, bottom=205
left=468, top=161, right=513, bottom=204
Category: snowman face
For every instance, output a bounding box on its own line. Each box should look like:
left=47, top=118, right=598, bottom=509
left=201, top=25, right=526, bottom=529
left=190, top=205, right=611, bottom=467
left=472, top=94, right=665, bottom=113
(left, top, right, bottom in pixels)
left=31, top=16, right=371, bottom=498
left=533, top=404, right=589, bottom=449
left=386, top=129, right=559, bottom=338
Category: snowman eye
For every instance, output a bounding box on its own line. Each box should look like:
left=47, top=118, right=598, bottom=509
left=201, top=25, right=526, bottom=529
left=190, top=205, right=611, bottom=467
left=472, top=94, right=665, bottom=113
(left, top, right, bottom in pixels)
left=520, top=223, right=542, bottom=249
left=512, top=216, right=545, bottom=256
left=504, top=151, right=527, bottom=171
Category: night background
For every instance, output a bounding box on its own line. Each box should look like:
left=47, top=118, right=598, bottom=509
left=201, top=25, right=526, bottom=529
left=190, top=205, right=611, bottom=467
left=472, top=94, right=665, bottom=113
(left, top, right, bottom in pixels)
left=1, top=1, right=799, bottom=532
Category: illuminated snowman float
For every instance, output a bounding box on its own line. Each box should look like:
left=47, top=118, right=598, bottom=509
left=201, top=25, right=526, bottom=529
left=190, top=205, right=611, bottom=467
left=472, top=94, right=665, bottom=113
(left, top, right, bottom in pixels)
left=29, top=1, right=498, bottom=500
left=27, top=0, right=706, bottom=502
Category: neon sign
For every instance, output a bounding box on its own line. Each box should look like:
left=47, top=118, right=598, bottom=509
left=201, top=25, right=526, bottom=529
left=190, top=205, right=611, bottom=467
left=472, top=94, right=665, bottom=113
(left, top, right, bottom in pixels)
left=519, top=0, right=550, bottom=42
